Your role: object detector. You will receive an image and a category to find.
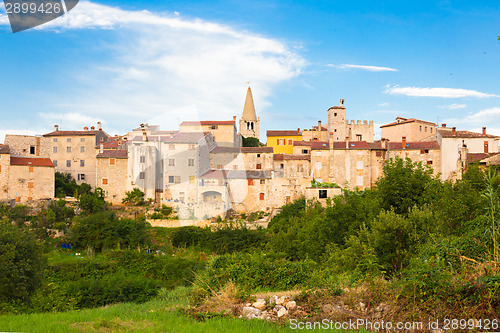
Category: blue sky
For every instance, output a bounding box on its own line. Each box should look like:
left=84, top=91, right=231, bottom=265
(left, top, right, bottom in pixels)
left=0, top=0, right=499, bottom=141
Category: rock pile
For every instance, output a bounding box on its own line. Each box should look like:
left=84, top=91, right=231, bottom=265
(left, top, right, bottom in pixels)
left=240, top=295, right=298, bottom=320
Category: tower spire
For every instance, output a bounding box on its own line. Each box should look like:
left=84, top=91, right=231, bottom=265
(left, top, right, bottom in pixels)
left=239, top=86, right=260, bottom=140
left=242, top=86, right=257, bottom=121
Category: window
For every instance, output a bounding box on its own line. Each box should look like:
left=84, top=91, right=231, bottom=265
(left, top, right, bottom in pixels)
left=27, top=197, right=33, bottom=201
left=302, top=149, right=309, bottom=154
left=280, top=163, right=284, bottom=169
left=319, top=190, right=327, bottom=199
left=169, top=158, right=175, bottom=166
left=53, top=146, right=58, bottom=153
left=425, top=126, right=427, bottom=132
left=169, top=144, right=175, bottom=150
left=139, top=172, right=146, bottom=179
left=420, top=149, right=429, bottom=154
left=376, top=151, right=382, bottom=157
left=260, top=179, right=265, bottom=185
left=484, top=141, right=489, bottom=154
left=427, top=161, right=433, bottom=165
left=217, top=164, right=223, bottom=169
left=419, top=125, right=422, bottom=131
left=102, top=178, right=108, bottom=185
left=80, top=146, right=85, bottom=153
left=288, top=139, right=293, bottom=145
left=278, top=138, right=285, bottom=145
left=28, top=181, right=33, bottom=189
left=210, top=125, right=218, bottom=130
left=189, top=176, right=195, bottom=184
left=174, top=176, right=181, bottom=184
left=168, top=176, right=174, bottom=184
left=29, top=166, right=33, bottom=172
left=66, top=160, right=71, bottom=167
left=67, top=146, right=71, bottom=153
left=259, top=193, right=265, bottom=200
left=233, top=165, right=238, bottom=169
left=356, top=134, right=362, bottom=141
left=30, top=146, right=35, bottom=154
left=140, top=155, right=146, bottom=163
left=256, top=164, right=262, bottom=169
left=257, top=154, right=261, bottom=158
left=334, top=112, right=337, bottom=117
left=67, top=138, right=71, bottom=142
left=109, top=158, right=116, bottom=166
left=80, top=160, right=85, bottom=167
left=430, top=128, right=433, bottom=133
left=80, top=138, right=85, bottom=142
left=53, top=138, right=58, bottom=142
left=189, top=144, right=196, bottom=150
left=188, top=158, right=195, bottom=166
left=297, top=165, right=303, bottom=172
left=248, top=179, right=254, bottom=186
left=53, top=160, right=57, bottom=167
left=78, top=174, right=86, bottom=181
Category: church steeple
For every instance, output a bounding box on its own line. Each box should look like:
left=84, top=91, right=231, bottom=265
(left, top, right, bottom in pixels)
left=239, top=86, right=260, bottom=139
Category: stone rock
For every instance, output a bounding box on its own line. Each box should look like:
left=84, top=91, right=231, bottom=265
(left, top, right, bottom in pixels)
left=252, top=299, right=266, bottom=311
left=245, top=303, right=252, bottom=307
left=359, top=302, right=366, bottom=311
left=274, top=305, right=285, bottom=312
left=285, top=300, right=297, bottom=311
left=242, top=306, right=262, bottom=319
left=322, top=304, right=334, bottom=314
left=277, top=307, right=288, bottom=318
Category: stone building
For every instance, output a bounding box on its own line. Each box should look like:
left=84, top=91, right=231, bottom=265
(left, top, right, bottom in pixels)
left=4, top=134, right=50, bottom=157
left=0, top=145, right=11, bottom=201
left=179, top=120, right=240, bottom=147
left=43, top=123, right=110, bottom=187
left=96, top=149, right=128, bottom=204
left=239, top=86, right=260, bottom=140
left=301, top=121, right=329, bottom=142
left=328, top=99, right=374, bottom=142
left=380, top=117, right=436, bottom=142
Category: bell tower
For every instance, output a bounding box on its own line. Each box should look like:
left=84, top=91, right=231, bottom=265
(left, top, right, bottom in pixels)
left=239, top=86, right=260, bottom=139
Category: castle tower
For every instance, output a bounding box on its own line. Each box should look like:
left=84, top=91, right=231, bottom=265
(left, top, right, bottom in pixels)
left=328, top=99, right=347, bottom=141
left=239, top=86, right=260, bottom=139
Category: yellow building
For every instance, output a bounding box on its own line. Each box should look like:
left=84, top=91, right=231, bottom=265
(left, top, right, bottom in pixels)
left=266, top=130, right=302, bottom=154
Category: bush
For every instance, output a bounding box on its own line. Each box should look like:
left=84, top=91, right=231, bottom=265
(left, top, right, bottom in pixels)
left=122, top=188, right=145, bottom=206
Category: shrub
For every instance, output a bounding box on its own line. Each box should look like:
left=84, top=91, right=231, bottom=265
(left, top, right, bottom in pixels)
left=122, top=188, right=145, bottom=206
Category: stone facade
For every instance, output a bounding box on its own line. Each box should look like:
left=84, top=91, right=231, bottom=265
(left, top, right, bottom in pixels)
left=380, top=117, right=436, bottom=142
left=43, top=124, right=110, bottom=187
left=0, top=145, right=10, bottom=201
left=8, top=156, right=55, bottom=203
left=180, top=120, right=240, bottom=147
left=97, top=150, right=128, bottom=204
left=4, top=135, right=50, bottom=157
left=327, top=99, right=374, bottom=142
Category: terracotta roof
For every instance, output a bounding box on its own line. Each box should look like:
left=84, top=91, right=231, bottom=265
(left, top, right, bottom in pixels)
left=387, top=141, right=440, bottom=150
left=293, top=141, right=312, bottom=146
left=328, top=106, right=346, bottom=109
left=439, top=129, right=499, bottom=139
left=267, top=130, right=301, bottom=137
left=309, top=125, right=328, bottom=131
left=95, top=138, right=127, bottom=149
left=97, top=150, right=128, bottom=159
left=331, top=141, right=370, bottom=149
left=44, top=130, right=102, bottom=136
left=380, top=118, right=436, bottom=128
left=241, top=147, right=273, bottom=153
left=274, top=154, right=311, bottom=161
left=10, top=156, right=54, bottom=167
left=211, top=147, right=241, bottom=154
left=0, top=144, right=9, bottom=154
left=180, top=121, right=235, bottom=126
left=310, top=141, right=329, bottom=150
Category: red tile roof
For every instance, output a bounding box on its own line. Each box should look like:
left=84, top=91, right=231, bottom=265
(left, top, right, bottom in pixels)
left=312, top=125, right=328, bottom=131
left=241, top=147, right=273, bottom=153
left=180, top=121, right=235, bottom=126
left=331, top=141, right=370, bottom=149
left=439, top=129, right=499, bottom=139
left=273, top=154, right=311, bottom=161
left=293, top=141, right=312, bottom=146
left=44, top=130, right=102, bottom=136
left=97, top=150, right=128, bottom=158
left=380, top=117, right=436, bottom=128
left=267, top=130, right=301, bottom=137
left=310, top=141, right=329, bottom=150
left=387, top=141, right=440, bottom=150
left=0, top=144, right=9, bottom=154
left=10, top=156, right=54, bottom=167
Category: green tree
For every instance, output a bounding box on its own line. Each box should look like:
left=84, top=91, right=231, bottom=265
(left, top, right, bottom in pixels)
left=0, top=222, right=46, bottom=304
left=122, top=188, right=145, bottom=206
left=376, top=157, right=435, bottom=215
left=242, top=136, right=262, bottom=147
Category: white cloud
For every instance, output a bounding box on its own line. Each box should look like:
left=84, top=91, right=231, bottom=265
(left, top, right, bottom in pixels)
left=327, top=64, right=398, bottom=72
left=437, top=103, right=467, bottom=110
left=385, top=85, right=498, bottom=98
left=378, top=102, right=390, bottom=107
left=1, top=1, right=305, bottom=133
left=445, top=107, right=500, bottom=126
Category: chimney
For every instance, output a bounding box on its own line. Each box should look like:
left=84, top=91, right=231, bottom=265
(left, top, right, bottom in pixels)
left=84, top=126, right=88, bottom=131
left=483, top=127, right=487, bottom=135
left=99, top=138, right=104, bottom=154
left=54, top=124, right=59, bottom=132
left=345, top=136, right=349, bottom=149
left=233, top=116, right=237, bottom=121
left=381, top=138, right=387, bottom=149
left=297, top=128, right=300, bottom=133
left=452, top=127, right=456, bottom=136
left=318, top=120, right=322, bottom=131
left=340, top=99, right=345, bottom=107
left=442, top=123, right=447, bottom=128
left=118, top=136, right=122, bottom=146
left=402, top=136, right=407, bottom=149
left=91, top=126, right=95, bottom=131
left=140, top=123, right=148, bottom=142
left=97, top=122, right=102, bottom=130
